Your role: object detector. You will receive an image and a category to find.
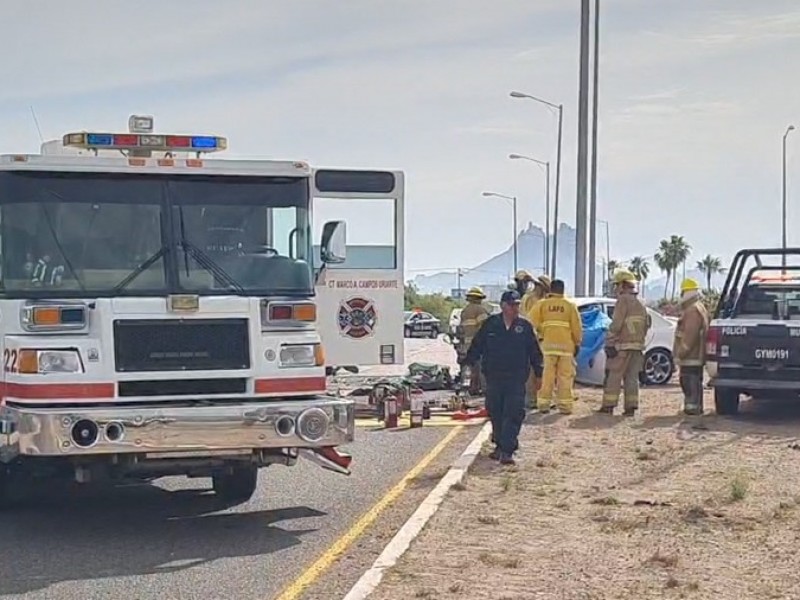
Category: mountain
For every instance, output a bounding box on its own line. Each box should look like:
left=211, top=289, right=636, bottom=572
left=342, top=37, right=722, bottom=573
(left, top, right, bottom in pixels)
left=412, top=222, right=587, bottom=294
left=411, top=222, right=729, bottom=299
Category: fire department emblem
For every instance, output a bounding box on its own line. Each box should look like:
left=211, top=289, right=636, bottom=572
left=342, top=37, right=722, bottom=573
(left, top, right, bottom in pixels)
left=338, top=297, right=377, bottom=339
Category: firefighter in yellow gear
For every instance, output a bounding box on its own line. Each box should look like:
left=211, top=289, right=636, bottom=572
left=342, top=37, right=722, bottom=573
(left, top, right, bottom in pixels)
left=523, top=274, right=552, bottom=408
left=530, top=278, right=583, bottom=414
left=458, top=286, right=492, bottom=395
left=674, top=278, right=708, bottom=415
left=599, top=269, right=651, bottom=416
left=511, top=270, right=539, bottom=406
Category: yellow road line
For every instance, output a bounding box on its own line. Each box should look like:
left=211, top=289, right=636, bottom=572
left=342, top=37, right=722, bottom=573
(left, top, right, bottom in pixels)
left=273, top=425, right=465, bottom=600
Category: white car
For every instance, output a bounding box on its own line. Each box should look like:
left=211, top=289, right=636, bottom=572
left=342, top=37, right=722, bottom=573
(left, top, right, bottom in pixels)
left=574, top=297, right=676, bottom=386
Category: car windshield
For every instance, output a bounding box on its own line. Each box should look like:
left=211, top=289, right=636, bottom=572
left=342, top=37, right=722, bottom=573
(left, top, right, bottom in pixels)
left=0, top=171, right=312, bottom=297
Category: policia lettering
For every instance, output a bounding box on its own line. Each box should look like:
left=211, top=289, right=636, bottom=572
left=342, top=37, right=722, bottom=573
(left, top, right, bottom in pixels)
left=530, top=279, right=582, bottom=414
left=600, top=269, right=651, bottom=416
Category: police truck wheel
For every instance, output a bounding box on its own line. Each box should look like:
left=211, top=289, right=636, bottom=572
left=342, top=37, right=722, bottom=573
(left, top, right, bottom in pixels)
left=404, top=326, right=412, bottom=338
left=212, top=465, right=258, bottom=504
left=714, top=388, right=740, bottom=416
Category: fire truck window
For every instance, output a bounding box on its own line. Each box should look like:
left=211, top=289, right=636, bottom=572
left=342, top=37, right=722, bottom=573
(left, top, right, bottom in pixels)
left=0, top=201, right=164, bottom=292
left=311, top=197, right=397, bottom=270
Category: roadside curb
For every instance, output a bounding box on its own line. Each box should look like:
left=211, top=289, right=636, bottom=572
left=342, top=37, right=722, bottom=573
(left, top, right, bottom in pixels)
left=342, top=421, right=492, bottom=600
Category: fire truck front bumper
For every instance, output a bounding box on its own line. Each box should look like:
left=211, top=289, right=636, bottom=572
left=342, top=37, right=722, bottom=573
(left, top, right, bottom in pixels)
left=0, top=397, right=355, bottom=459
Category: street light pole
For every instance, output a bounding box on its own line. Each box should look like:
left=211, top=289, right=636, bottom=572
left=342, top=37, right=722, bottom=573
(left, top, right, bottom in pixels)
left=482, top=191, right=518, bottom=275
left=512, top=196, right=518, bottom=273
left=509, top=153, right=550, bottom=276
left=783, top=124, right=795, bottom=269
left=510, top=90, right=564, bottom=278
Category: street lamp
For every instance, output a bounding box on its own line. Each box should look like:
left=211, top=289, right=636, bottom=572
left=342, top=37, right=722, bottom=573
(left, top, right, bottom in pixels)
left=509, top=153, right=550, bottom=276
left=783, top=124, right=795, bottom=269
left=483, top=191, right=518, bottom=274
left=510, top=90, right=564, bottom=278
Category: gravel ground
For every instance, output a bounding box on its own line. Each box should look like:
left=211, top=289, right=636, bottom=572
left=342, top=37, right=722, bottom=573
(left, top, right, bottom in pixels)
left=0, top=338, right=470, bottom=600
left=370, top=383, right=800, bottom=600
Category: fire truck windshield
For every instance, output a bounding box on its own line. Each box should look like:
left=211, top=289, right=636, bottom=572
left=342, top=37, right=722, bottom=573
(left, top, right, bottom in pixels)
left=0, top=171, right=313, bottom=298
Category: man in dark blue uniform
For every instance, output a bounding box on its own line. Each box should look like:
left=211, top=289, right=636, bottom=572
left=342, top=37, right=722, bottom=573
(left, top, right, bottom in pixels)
left=461, top=290, right=544, bottom=465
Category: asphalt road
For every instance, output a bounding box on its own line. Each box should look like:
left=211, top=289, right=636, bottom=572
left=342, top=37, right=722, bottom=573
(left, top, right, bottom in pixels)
left=0, top=338, right=471, bottom=600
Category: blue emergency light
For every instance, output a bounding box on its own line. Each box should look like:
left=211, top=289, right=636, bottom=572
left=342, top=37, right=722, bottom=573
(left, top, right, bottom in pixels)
left=62, top=132, right=227, bottom=153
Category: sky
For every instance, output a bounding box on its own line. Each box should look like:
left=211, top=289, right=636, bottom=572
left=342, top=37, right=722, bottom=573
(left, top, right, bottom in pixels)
left=1, top=0, right=799, bottom=279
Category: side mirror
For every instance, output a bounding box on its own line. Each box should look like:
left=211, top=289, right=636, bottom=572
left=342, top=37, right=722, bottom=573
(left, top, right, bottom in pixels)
left=320, top=220, right=347, bottom=264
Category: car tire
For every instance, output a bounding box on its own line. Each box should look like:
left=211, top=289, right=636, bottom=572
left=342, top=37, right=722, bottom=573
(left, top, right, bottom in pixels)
left=212, top=465, right=258, bottom=504
left=429, top=328, right=439, bottom=339
left=404, top=326, right=412, bottom=338
left=714, top=388, right=740, bottom=416
left=640, top=348, right=674, bottom=386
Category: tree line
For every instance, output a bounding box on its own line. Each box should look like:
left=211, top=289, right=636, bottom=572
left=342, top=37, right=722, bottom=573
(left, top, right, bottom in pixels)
left=608, top=235, right=726, bottom=299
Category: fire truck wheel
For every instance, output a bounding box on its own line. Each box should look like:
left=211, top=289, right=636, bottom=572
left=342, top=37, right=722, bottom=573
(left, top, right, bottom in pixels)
left=212, top=465, right=258, bottom=503
left=0, top=468, right=10, bottom=509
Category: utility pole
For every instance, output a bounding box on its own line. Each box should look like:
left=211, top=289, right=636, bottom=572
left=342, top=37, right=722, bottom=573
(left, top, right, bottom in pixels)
left=575, top=0, right=591, bottom=296
left=587, top=0, right=600, bottom=295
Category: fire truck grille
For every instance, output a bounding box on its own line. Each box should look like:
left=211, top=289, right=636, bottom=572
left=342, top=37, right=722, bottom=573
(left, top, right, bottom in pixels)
left=113, top=319, right=250, bottom=373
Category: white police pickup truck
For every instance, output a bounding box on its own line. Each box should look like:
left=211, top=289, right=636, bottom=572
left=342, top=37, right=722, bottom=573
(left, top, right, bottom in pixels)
left=706, top=248, right=800, bottom=415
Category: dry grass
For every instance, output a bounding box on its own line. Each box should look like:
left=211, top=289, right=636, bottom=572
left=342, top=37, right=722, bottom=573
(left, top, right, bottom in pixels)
left=370, top=384, right=800, bottom=600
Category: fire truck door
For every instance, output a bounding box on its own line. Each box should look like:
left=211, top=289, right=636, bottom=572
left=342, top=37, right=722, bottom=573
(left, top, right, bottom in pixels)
left=312, top=169, right=405, bottom=370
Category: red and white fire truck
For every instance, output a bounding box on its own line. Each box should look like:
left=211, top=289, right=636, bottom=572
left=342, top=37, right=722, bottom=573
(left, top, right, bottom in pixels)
left=0, top=115, right=404, bottom=506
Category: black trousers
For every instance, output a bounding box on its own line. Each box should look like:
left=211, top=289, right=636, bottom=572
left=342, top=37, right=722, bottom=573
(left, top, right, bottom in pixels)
left=485, top=377, right=526, bottom=455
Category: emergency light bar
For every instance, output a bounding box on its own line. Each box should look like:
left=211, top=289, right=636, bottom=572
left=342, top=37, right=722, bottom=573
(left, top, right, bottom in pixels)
left=62, top=132, right=227, bottom=153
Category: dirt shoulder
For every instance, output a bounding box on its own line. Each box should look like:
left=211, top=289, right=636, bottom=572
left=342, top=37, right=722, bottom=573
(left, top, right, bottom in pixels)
left=368, top=384, right=800, bottom=600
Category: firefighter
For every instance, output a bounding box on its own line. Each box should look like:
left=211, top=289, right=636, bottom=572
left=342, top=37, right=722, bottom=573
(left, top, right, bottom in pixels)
left=525, top=274, right=553, bottom=408
left=461, top=290, right=543, bottom=465
left=674, top=278, right=708, bottom=415
left=599, top=269, right=651, bottom=416
left=511, top=270, right=540, bottom=407
left=512, top=269, right=535, bottom=300
left=459, top=286, right=492, bottom=395
left=530, top=279, right=583, bottom=414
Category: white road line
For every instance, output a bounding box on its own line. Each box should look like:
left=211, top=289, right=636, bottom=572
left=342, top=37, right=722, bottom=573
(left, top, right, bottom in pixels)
left=341, top=421, right=492, bottom=600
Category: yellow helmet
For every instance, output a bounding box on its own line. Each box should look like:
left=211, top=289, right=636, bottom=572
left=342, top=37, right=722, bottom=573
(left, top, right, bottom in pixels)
left=514, top=269, right=533, bottom=281
left=465, top=286, right=486, bottom=299
left=536, top=274, right=552, bottom=289
left=612, top=268, right=637, bottom=285
left=680, top=278, right=701, bottom=293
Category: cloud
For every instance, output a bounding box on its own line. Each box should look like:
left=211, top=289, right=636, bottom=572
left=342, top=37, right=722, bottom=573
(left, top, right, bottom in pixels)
left=1, top=0, right=799, bottom=272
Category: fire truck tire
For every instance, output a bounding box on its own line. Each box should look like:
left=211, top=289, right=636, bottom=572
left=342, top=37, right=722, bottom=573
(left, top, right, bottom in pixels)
left=212, top=465, right=258, bottom=503
left=714, top=388, right=740, bottom=416
left=0, top=468, right=10, bottom=509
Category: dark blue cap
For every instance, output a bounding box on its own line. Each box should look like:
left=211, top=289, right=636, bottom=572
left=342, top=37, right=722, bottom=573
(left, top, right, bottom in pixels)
left=501, top=290, right=521, bottom=304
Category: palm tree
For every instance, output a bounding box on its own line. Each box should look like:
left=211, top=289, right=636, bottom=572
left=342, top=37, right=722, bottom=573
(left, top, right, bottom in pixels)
left=696, top=255, right=725, bottom=290
left=668, top=235, right=692, bottom=295
left=629, top=256, right=650, bottom=298
left=655, top=239, right=674, bottom=299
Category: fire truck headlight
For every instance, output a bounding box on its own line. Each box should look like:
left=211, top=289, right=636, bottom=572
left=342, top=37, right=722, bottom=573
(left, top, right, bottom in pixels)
left=19, top=350, right=84, bottom=374
left=279, top=344, right=322, bottom=368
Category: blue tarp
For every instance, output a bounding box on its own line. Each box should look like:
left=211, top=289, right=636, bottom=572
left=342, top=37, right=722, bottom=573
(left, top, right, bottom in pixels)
left=576, top=306, right=612, bottom=370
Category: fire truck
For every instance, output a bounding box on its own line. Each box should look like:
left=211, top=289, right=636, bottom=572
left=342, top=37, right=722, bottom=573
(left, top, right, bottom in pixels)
left=0, top=115, right=404, bottom=506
